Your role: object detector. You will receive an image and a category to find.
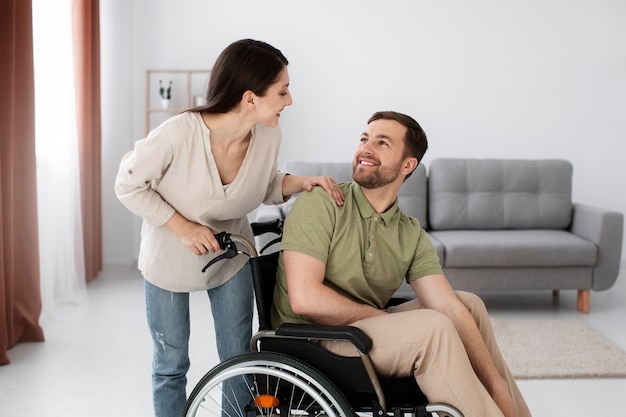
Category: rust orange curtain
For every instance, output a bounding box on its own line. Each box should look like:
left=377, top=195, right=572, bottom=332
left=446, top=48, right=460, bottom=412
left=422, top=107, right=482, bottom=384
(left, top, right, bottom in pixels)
left=1, top=0, right=103, bottom=365
left=0, top=0, right=45, bottom=365
left=73, top=0, right=102, bottom=282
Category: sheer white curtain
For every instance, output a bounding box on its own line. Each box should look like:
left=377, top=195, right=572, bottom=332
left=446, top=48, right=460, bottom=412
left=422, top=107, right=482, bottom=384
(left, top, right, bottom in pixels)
left=33, top=0, right=87, bottom=315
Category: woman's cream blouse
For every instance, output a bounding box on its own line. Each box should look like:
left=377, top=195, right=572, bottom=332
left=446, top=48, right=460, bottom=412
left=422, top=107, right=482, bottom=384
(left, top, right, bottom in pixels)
left=115, top=112, right=287, bottom=292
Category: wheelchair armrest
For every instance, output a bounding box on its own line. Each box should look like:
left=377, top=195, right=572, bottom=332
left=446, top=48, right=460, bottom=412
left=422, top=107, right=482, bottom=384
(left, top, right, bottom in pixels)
left=275, top=323, right=372, bottom=354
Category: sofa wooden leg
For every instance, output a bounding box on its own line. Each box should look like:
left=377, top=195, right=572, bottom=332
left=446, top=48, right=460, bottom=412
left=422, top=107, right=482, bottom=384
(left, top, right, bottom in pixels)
left=577, top=289, right=590, bottom=314
left=552, top=290, right=560, bottom=298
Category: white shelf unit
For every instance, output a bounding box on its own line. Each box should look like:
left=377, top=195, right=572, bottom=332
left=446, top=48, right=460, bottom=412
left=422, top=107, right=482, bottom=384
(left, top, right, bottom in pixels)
left=144, top=69, right=211, bottom=135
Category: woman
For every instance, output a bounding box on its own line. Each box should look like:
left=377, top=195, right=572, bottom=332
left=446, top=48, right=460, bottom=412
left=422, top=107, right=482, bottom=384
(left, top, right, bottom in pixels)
left=115, top=39, right=344, bottom=417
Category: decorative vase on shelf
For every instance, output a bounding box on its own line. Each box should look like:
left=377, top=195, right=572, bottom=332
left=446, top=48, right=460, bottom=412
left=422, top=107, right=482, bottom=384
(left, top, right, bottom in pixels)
left=158, top=79, right=172, bottom=110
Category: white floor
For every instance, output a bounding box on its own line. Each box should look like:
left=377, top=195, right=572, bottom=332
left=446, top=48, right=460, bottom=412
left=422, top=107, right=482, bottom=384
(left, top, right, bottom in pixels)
left=1, top=265, right=625, bottom=417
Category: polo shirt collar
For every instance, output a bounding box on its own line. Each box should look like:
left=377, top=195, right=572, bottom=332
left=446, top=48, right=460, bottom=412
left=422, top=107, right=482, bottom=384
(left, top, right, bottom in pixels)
left=351, top=182, right=399, bottom=225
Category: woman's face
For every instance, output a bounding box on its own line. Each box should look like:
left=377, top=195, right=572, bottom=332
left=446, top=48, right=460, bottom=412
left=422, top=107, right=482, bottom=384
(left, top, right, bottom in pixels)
left=254, top=67, right=293, bottom=127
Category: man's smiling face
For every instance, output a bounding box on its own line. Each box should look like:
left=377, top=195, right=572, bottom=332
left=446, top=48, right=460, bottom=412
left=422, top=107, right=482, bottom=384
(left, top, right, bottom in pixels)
left=352, top=118, right=409, bottom=189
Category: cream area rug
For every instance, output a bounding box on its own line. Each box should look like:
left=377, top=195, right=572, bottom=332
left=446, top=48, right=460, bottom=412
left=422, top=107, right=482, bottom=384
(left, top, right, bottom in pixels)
left=491, top=318, right=626, bottom=379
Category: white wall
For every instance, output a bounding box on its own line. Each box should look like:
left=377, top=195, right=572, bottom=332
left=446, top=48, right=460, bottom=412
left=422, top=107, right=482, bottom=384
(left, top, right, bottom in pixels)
left=101, top=0, right=134, bottom=265
left=101, top=0, right=626, bottom=267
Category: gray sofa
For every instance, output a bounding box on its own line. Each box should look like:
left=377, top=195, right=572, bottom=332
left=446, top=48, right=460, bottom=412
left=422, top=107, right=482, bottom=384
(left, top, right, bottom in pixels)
left=256, top=159, right=623, bottom=313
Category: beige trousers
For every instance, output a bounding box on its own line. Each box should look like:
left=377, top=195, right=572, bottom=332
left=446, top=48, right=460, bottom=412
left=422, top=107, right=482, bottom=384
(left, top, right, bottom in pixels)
left=320, top=291, right=531, bottom=417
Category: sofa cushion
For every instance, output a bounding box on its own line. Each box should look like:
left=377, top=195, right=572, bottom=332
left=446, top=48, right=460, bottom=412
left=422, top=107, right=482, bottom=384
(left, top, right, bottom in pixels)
left=397, top=164, right=428, bottom=228
left=284, top=162, right=429, bottom=228
left=426, top=232, right=445, bottom=265
left=430, top=230, right=597, bottom=267
left=428, top=159, right=573, bottom=230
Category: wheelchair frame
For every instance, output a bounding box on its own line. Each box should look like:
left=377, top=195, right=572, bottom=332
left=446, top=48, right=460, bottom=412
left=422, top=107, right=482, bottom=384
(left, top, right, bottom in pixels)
left=184, top=220, right=463, bottom=417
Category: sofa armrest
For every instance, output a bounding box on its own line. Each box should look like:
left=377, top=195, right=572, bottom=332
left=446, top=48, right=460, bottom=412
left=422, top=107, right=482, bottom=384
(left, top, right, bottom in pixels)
left=570, top=203, right=624, bottom=290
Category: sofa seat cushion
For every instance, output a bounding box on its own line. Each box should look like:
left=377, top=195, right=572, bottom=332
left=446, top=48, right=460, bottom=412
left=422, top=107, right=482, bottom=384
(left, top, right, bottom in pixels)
left=426, top=233, right=445, bottom=265
left=430, top=230, right=597, bottom=267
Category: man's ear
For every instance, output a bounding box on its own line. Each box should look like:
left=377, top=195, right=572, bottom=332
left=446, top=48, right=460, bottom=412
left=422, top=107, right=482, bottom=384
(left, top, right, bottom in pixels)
left=402, top=157, right=419, bottom=176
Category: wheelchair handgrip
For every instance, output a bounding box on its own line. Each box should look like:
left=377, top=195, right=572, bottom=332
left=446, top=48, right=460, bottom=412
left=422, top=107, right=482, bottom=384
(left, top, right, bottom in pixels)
left=201, top=232, right=241, bottom=273
left=213, top=231, right=229, bottom=250
left=251, top=219, right=283, bottom=237
left=275, top=323, right=372, bottom=354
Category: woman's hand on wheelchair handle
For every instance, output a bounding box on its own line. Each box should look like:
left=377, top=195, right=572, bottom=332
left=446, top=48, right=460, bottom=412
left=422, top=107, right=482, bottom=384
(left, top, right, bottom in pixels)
left=165, top=211, right=221, bottom=255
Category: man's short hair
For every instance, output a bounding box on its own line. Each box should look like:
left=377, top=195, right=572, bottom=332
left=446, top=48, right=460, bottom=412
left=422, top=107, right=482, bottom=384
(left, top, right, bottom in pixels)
left=367, top=111, right=428, bottom=166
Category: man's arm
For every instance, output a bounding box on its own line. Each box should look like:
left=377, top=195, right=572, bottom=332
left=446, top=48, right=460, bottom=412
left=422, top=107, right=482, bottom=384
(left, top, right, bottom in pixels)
left=410, top=274, right=518, bottom=417
left=283, top=250, right=386, bottom=326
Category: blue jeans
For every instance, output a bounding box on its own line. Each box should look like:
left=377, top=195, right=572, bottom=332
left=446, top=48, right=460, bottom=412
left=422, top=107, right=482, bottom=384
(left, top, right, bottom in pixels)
left=145, top=263, right=253, bottom=417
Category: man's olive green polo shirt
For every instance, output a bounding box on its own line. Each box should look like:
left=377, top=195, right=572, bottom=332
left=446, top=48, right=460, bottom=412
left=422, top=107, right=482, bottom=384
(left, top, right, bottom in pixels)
left=270, top=182, right=442, bottom=328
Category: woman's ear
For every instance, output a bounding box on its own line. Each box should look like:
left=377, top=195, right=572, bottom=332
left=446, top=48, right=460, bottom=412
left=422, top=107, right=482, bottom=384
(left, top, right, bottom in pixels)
left=242, top=90, right=256, bottom=109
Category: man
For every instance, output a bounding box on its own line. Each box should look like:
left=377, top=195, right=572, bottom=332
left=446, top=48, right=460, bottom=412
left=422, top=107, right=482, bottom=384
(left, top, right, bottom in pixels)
left=270, top=111, right=531, bottom=417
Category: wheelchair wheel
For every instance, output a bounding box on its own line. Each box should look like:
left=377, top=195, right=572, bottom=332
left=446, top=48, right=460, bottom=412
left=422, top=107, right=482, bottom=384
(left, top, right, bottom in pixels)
left=184, top=351, right=354, bottom=417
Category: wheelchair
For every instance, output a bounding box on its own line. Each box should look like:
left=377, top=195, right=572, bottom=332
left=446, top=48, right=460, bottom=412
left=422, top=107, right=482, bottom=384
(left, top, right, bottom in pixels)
left=184, top=219, right=463, bottom=417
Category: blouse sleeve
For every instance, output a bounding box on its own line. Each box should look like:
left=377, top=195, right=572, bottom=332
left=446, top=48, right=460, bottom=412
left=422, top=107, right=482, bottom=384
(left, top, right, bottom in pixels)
left=114, top=129, right=176, bottom=226
left=263, top=170, right=289, bottom=205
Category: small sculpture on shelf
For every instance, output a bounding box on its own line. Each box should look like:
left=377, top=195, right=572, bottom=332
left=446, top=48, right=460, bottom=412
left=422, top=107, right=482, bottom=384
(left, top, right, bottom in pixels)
left=159, top=80, right=172, bottom=109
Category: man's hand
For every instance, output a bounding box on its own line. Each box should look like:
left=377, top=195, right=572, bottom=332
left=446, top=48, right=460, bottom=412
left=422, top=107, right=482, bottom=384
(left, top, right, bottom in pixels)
left=411, top=275, right=518, bottom=417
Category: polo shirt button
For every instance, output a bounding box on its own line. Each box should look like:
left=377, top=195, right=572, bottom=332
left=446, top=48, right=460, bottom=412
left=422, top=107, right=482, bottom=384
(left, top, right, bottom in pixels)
left=368, top=252, right=373, bottom=258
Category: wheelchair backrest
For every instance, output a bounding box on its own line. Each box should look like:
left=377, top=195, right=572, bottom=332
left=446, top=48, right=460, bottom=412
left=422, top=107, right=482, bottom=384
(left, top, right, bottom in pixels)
left=250, top=219, right=284, bottom=331
left=250, top=252, right=280, bottom=331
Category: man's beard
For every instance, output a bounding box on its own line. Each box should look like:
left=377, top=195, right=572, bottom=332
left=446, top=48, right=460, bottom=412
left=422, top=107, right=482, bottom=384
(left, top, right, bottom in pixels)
left=352, top=157, right=402, bottom=189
